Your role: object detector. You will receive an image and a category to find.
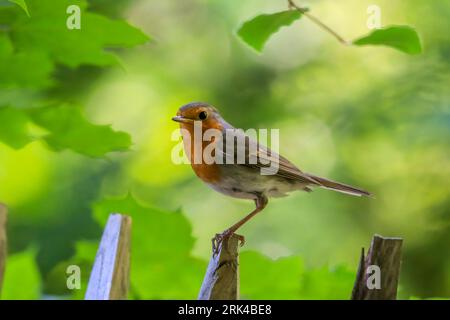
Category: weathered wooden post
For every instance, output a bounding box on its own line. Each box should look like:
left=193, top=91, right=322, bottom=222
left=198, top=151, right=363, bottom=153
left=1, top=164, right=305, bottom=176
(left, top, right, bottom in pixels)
left=198, top=234, right=241, bottom=300
left=85, top=213, right=132, bottom=300
left=351, top=234, right=403, bottom=300
left=0, top=204, right=7, bottom=296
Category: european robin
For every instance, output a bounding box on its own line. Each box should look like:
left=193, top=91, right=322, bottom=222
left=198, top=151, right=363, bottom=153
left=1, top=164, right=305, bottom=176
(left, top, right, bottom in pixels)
left=172, top=102, right=371, bottom=252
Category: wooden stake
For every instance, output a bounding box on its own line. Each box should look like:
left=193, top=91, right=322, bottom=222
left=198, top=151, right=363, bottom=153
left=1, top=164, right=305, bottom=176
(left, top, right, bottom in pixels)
left=85, top=214, right=132, bottom=300
left=351, top=234, right=403, bottom=300
left=198, top=234, right=240, bottom=300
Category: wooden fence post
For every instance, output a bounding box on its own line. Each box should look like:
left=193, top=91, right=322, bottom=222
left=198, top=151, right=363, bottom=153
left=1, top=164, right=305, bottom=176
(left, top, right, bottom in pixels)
left=198, top=234, right=240, bottom=300
left=351, top=234, right=403, bottom=300
left=85, top=213, right=132, bottom=300
left=0, top=204, right=7, bottom=296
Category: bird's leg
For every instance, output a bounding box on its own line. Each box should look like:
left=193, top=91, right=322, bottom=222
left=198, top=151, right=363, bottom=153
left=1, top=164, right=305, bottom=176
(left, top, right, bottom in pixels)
left=212, top=195, right=268, bottom=254
left=227, top=195, right=268, bottom=234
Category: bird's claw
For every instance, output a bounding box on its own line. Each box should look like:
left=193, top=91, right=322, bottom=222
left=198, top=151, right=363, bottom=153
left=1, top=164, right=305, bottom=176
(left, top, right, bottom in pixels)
left=211, top=230, right=245, bottom=255
left=211, top=233, right=222, bottom=255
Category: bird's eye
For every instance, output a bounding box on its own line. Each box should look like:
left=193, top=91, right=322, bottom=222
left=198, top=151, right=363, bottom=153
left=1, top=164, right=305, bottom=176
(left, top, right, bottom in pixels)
left=198, top=111, right=208, bottom=120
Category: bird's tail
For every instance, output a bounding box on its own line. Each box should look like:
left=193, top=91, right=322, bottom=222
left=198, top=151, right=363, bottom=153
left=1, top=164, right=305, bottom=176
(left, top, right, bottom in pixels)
left=305, top=173, right=372, bottom=197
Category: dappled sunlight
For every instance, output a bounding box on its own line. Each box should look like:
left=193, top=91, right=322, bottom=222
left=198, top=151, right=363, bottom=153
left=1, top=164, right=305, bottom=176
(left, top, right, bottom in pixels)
left=0, top=142, right=50, bottom=208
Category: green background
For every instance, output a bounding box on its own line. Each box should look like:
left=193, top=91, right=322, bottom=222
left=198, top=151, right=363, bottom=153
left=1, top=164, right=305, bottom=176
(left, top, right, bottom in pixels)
left=0, top=0, right=449, bottom=299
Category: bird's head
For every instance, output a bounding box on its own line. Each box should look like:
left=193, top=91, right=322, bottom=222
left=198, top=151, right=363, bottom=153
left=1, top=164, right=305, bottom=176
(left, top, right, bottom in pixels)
left=172, top=102, right=226, bottom=130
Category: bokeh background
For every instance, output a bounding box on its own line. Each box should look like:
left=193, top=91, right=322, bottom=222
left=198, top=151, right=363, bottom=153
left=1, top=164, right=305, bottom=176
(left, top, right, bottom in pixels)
left=0, top=0, right=449, bottom=299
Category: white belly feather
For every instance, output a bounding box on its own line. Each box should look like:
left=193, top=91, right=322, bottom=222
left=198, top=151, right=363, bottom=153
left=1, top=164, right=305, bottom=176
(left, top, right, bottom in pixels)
left=206, top=164, right=306, bottom=200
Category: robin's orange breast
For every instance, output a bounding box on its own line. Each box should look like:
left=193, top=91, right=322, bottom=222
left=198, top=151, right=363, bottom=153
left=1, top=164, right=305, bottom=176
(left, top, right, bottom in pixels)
left=180, top=122, right=222, bottom=184
left=191, top=162, right=221, bottom=184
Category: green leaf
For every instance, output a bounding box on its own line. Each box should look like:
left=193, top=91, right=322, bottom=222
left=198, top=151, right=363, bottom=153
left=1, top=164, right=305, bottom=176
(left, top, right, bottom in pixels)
left=44, top=241, right=98, bottom=298
left=298, top=265, right=355, bottom=299
left=0, top=34, right=53, bottom=88
left=1, top=249, right=41, bottom=299
left=240, top=251, right=304, bottom=299
left=0, top=104, right=131, bottom=156
left=237, top=10, right=302, bottom=52
left=353, top=25, right=422, bottom=55
left=92, top=194, right=206, bottom=299
left=28, top=105, right=131, bottom=157
left=0, top=106, right=33, bottom=148
left=8, top=0, right=150, bottom=68
left=410, top=296, right=450, bottom=300
left=8, top=0, right=29, bottom=16
left=240, top=251, right=355, bottom=300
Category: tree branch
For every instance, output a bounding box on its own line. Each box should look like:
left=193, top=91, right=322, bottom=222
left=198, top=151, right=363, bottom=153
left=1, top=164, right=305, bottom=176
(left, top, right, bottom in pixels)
left=288, top=0, right=350, bottom=45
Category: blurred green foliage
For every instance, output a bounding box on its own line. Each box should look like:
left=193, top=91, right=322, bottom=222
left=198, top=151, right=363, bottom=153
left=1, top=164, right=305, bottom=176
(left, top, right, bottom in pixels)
left=29, top=105, right=132, bottom=156
left=0, top=0, right=449, bottom=300
left=0, top=107, right=32, bottom=148
left=1, top=248, right=40, bottom=299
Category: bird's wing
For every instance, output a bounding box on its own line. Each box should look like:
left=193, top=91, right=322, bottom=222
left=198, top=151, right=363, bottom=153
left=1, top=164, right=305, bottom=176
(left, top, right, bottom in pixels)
left=216, top=130, right=320, bottom=185
left=247, top=143, right=321, bottom=185
left=214, top=128, right=371, bottom=196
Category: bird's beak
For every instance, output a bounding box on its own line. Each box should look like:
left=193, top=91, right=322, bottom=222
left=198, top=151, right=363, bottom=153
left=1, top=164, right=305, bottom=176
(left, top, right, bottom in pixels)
left=172, top=116, right=194, bottom=124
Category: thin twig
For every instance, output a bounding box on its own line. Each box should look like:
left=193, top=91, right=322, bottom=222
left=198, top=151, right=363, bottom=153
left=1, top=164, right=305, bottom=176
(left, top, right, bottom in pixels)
left=288, top=0, right=350, bottom=45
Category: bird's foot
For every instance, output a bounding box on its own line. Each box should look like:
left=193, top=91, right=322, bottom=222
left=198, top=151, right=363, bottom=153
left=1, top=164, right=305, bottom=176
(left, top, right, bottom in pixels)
left=211, top=230, right=245, bottom=255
